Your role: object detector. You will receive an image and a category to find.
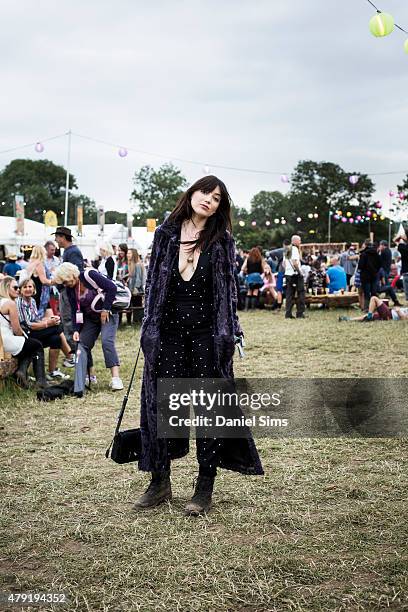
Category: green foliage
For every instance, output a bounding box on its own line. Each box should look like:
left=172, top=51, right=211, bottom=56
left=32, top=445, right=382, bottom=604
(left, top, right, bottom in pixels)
left=232, top=161, right=390, bottom=250
left=131, top=163, right=188, bottom=223
left=232, top=195, right=293, bottom=250
left=104, top=210, right=127, bottom=225
left=0, top=158, right=97, bottom=224
left=289, top=160, right=375, bottom=241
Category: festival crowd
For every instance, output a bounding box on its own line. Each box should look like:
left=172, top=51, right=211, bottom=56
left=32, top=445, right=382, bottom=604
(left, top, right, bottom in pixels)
left=235, top=234, right=408, bottom=320
left=1, top=226, right=407, bottom=394
left=0, top=228, right=146, bottom=392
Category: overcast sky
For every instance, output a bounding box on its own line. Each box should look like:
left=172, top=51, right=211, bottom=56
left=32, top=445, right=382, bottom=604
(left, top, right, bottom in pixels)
left=1, top=0, right=408, bottom=218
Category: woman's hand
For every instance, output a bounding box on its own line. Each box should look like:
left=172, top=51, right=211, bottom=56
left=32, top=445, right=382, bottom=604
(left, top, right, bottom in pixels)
left=46, top=316, right=59, bottom=327
left=100, top=310, right=110, bottom=325
left=73, top=331, right=80, bottom=342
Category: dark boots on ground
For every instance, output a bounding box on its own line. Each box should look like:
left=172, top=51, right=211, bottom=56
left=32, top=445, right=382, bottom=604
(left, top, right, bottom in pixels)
left=184, top=473, right=215, bottom=516
left=133, top=470, right=172, bottom=509
left=15, top=357, right=32, bottom=388
left=15, top=349, right=48, bottom=389
left=133, top=468, right=216, bottom=515
left=32, top=350, right=48, bottom=388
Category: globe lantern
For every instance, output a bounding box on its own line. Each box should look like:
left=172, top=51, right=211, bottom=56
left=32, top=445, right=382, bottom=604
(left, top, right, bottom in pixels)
left=369, top=12, right=395, bottom=37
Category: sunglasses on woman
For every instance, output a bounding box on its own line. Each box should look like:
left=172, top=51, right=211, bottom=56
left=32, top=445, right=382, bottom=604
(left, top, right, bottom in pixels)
left=11, top=285, right=20, bottom=291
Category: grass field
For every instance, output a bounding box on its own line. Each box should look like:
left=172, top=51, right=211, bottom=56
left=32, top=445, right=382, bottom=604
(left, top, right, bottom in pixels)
left=1, top=307, right=408, bottom=611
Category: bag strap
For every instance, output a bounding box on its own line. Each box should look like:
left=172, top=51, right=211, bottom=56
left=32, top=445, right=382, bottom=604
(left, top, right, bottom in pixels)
left=105, top=346, right=141, bottom=459
left=115, top=346, right=141, bottom=434
left=84, top=268, right=100, bottom=291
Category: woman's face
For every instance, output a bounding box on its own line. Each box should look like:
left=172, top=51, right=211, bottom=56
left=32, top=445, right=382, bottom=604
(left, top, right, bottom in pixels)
left=21, top=282, right=35, bottom=299
left=8, top=281, right=20, bottom=300
left=126, top=250, right=132, bottom=262
left=100, top=248, right=108, bottom=258
left=62, top=277, right=78, bottom=288
left=190, top=187, right=221, bottom=219
left=118, top=249, right=126, bottom=260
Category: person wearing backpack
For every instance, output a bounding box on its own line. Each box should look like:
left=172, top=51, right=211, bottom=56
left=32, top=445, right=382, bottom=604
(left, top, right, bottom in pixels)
left=53, top=262, right=125, bottom=392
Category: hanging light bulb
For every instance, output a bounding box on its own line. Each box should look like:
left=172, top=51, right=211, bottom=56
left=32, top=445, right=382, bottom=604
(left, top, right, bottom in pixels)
left=118, top=147, right=128, bottom=157
left=239, top=220, right=245, bottom=227
left=280, top=174, right=289, bottom=183
left=349, top=175, right=359, bottom=185
left=296, top=217, right=302, bottom=222
left=251, top=220, right=256, bottom=226
left=35, top=142, right=44, bottom=153
left=265, top=220, right=271, bottom=226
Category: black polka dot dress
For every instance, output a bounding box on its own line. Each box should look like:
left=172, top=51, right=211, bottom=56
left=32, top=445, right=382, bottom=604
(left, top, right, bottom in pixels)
left=157, top=242, right=222, bottom=472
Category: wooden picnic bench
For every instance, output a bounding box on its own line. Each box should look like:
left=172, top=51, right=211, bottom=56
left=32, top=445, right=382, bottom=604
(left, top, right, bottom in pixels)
left=305, top=292, right=359, bottom=308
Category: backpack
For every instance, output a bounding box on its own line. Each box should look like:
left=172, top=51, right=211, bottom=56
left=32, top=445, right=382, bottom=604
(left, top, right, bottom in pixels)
left=84, top=269, right=131, bottom=312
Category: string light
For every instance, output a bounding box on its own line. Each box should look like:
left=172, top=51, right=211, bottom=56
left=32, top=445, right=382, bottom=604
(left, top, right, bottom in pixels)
left=365, top=0, right=408, bottom=52
left=2, top=129, right=408, bottom=179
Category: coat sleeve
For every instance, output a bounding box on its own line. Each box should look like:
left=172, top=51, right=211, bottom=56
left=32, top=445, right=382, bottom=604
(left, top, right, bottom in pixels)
left=226, top=234, right=243, bottom=338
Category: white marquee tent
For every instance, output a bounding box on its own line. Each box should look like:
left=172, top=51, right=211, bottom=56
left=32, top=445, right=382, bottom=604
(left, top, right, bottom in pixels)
left=0, top=217, right=154, bottom=259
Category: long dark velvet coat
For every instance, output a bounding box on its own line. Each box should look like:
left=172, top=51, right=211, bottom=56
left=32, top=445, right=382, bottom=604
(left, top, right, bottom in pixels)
left=138, top=220, right=264, bottom=476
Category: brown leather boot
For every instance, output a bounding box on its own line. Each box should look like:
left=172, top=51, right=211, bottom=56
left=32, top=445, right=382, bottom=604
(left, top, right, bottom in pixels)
left=184, top=474, right=215, bottom=516
left=133, top=471, right=171, bottom=509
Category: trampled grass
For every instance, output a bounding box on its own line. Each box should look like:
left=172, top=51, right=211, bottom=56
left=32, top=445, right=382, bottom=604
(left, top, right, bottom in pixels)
left=1, top=307, right=407, bottom=611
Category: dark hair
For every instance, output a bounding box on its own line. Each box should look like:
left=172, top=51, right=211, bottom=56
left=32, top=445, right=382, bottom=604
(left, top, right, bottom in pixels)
left=283, top=239, right=290, bottom=247
left=166, top=175, right=232, bottom=252
left=345, top=242, right=351, bottom=249
left=118, top=243, right=128, bottom=254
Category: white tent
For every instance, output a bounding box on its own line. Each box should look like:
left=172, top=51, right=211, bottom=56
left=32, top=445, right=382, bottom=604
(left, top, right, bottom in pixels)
left=0, top=216, right=48, bottom=256
left=0, top=216, right=154, bottom=259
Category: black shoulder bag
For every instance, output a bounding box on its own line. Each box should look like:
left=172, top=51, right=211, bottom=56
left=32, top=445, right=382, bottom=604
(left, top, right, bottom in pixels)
left=105, top=347, right=142, bottom=464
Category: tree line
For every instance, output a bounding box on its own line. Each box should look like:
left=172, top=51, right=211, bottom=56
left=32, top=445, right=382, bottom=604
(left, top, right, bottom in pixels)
left=1, top=158, right=406, bottom=248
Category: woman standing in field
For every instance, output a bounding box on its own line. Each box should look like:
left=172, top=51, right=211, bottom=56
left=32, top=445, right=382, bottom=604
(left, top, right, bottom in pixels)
left=135, top=175, right=264, bottom=516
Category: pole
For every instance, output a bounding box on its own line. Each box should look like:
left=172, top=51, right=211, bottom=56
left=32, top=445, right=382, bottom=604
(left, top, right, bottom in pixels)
left=328, top=209, right=331, bottom=244
left=388, top=193, right=392, bottom=245
left=64, top=129, right=72, bottom=226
